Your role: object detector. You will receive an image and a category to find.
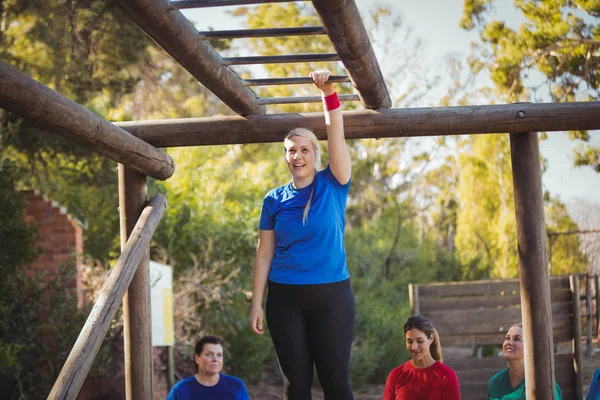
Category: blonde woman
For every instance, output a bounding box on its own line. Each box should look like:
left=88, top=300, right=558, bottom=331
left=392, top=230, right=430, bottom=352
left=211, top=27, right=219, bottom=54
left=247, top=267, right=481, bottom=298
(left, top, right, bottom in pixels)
left=249, top=70, right=354, bottom=400
left=488, top=323, right=562, bottom=399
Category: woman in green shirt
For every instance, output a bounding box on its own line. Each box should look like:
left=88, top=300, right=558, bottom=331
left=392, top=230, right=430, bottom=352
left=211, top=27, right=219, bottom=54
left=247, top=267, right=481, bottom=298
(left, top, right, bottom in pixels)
left=488, top=323, right=562, bottom=400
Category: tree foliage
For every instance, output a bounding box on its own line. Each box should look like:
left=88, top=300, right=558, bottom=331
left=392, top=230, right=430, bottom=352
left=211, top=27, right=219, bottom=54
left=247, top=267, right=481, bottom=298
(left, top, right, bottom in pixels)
left=461, top=0, right=600, bottom=171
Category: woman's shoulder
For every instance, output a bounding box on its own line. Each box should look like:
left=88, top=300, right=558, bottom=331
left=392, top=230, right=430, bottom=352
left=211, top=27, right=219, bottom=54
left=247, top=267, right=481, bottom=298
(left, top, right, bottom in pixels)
left=432, top=361, right=458, bottom=378
left=219, top=374, right=246, bottom=388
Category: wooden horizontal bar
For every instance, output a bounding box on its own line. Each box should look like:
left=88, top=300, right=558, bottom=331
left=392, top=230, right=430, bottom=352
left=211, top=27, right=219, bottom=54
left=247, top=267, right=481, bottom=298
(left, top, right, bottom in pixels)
left=0, top=60, right=175, bottom=180
left=312, top=0, right=391, bottom=109
left=223, top=53, right=340, bottom=65
left=198, top=26, right=326, bottom=40
left=418, top=276, right=570, bottom=297
left=244, top=76, right=350, bottom=86
left=115, top=101, right=600, bottom=148
left=259, top=94, right=359, bottom=105
left=118, top=0, right=264, bottom=116
left=47, top=194, right=167, bottom=400
left=169, top=0, right=301, bottom=9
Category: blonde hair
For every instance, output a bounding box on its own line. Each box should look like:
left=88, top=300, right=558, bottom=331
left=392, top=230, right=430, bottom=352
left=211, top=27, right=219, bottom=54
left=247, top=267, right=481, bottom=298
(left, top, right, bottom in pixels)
left=284, top=128, right=321, bottom=224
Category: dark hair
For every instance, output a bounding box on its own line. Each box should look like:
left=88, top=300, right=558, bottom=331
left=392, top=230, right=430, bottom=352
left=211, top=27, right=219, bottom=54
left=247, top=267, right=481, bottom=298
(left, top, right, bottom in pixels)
left=404, top=315, right=443, bottom=362
left=194, top=335, right=224, bottom=355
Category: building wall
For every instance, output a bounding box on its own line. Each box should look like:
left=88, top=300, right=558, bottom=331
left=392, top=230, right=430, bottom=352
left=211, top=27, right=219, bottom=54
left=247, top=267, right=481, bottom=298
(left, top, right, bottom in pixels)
left=22, top=190, right=84, bottom=306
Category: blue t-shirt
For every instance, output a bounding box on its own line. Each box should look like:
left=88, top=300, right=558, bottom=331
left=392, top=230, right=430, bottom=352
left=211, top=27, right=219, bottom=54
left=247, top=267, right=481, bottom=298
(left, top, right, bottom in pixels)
left=167, top=374, right=250, bottom=400
left=587, top=369, right=600, bottom=400
left=259, top=165, right=351, bottom=284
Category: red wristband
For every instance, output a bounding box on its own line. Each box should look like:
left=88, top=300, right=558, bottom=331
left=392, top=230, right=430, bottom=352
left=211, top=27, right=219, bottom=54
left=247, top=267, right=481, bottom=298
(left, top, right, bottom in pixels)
left=323, top=92, right=340, bottom=111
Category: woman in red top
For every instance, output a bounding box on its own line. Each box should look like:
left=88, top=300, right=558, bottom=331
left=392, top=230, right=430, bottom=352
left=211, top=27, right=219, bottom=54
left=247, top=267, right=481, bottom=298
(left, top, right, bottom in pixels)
left=383, top=315, right=461, bottom=400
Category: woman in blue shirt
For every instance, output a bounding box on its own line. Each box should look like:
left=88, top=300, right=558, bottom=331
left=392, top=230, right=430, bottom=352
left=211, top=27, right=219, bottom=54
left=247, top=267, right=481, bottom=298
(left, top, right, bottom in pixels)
left=167, top=336, right=249, bottom=400
left=249, top=70, right=354, bottom=400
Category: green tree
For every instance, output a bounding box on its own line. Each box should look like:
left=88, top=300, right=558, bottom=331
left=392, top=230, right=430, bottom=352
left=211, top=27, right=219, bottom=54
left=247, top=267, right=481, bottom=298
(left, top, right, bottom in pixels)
left=455, top=134, right=518, bottom=278
left=460, top=0, right=600, bottom=171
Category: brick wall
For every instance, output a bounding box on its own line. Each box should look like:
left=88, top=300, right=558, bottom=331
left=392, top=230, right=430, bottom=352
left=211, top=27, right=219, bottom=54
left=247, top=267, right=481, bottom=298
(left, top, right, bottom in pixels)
left=22, top=190, right=84, bottom=307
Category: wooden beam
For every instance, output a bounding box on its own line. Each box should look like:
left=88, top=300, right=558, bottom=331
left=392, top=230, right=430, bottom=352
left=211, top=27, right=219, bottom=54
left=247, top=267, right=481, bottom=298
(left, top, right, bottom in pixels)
left=198, top=26, right=326, bottom=40
left=118, top=0, right=264, bottom=116
left=223, top=53, right=340, bottom=65
left=47, top=193, right=166, bottom=400
left=169, top=0, right=301, bottom=9
left=509, top=132, right=555, bottom=400
left=244, top=76, right=350, bottom=86
left=311, top=0, right=391, bottom=109
left=259, top=94, right=359, bottom=105
left=115, top=101, right=600, bottom=148
left=0, top=60, right=174, bottom=181
left=119, top=167, right=153, bottom=400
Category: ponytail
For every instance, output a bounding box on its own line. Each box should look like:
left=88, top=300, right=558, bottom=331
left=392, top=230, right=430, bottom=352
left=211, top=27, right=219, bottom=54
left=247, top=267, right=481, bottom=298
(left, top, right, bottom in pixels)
left=430, top=329, right=443, bottom=362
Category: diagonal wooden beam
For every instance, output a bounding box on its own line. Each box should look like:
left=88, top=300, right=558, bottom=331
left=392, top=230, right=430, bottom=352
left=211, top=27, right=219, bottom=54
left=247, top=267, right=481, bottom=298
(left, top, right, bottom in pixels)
left=116, top=101, right=600, bottom=147
left=311, top=0, right=391, bottom=110
left=0, top=60, right=175, bottom=180
left=118, top=0, right=265, bottom=116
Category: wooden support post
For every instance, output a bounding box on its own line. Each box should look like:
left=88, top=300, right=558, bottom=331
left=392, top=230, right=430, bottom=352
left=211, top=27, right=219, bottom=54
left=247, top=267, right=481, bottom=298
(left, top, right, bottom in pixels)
left=571, top=275, right=584, bottom=400
left=587, top=274, right=593, bottom=357
left=596, top=275, right=599, bottom=345
left=0, top=60, right=174, bottom=180
left=48, top=194, right=167, bottom=400
left=408, top=284, right=419, bottom=316
left=118, top=0, right=264, bottom=116
left=312, top=0, right=391, bottom=109
left=167, top=346, right=175, bottom=390
left=118, top=166, right=153, bottom=400
left=509, top=132, right=556, bottom=400
left=116, top=101, right=600, bottom=148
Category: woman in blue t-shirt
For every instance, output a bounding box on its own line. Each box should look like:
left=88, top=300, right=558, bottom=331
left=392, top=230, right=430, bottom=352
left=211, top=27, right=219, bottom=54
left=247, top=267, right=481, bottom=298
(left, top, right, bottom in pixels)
left=167, top=335, right=249, bottom=400
left=249, top=70, right=354, bottom=400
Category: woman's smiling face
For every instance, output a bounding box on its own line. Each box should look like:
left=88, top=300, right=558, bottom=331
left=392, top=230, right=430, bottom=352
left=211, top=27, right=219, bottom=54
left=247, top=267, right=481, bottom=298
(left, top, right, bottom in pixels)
left=405, top=328, right=433, bottom=362
left=284, top=135, right=316, bottom=182
left=502, top=325, right=524, bottom=360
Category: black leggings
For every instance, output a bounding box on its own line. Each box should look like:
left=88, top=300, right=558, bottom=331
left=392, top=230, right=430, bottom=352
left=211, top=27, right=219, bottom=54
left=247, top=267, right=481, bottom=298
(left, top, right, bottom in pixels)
left=266, top=279, right=355, bottom=400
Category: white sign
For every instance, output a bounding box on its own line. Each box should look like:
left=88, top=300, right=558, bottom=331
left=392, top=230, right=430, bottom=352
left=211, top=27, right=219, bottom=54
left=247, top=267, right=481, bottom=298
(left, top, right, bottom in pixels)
left=150, top=261, right=175, bottom=346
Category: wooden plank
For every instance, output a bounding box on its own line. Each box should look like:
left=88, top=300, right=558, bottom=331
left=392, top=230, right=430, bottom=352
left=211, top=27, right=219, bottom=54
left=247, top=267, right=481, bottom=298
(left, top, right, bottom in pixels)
left=243, top=76, right=350, bottom=86
left=419, top=290, right=572, bottom=311
left=424, top=310, right=571, bottom=337
left=118, top=0, right=265, bottom=116
left=312, top=0, right=391, bottom=109
left=198, top=26, right=326, bottom=39
left=442, top=328, right=573, bottom=347
left=0, top=60, right=174, bottom=181
left=223, top=53, right=340, bottom=65
left=424, top=302, right=572, bottom=327
left=419, top=277, right=570, bottom=297
left=510, top=132, right=555, bottom=399
left=259, top=94, right=359, bottom=105
left=119, top=167, right=153, bottom=400
left=445, top=353, right=573, bottom=371
left=169, top=0, right=299, bottom=9
left=47, top=194, right=167, bottom=400
left=115, top=101, right=600, bottom=148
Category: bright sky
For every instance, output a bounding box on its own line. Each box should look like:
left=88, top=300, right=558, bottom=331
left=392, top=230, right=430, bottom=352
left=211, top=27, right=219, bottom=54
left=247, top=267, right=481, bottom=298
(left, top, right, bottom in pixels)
left=182, top=0, right=599, bottom=205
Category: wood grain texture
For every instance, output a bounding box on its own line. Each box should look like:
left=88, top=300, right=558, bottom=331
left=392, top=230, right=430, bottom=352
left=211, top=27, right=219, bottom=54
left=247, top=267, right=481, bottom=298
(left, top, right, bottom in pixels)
left=0, top=60, right=174, bottom=180
left=47, top=194, right=167, bottom=400
left=116, top=101, right=600, bottom=148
